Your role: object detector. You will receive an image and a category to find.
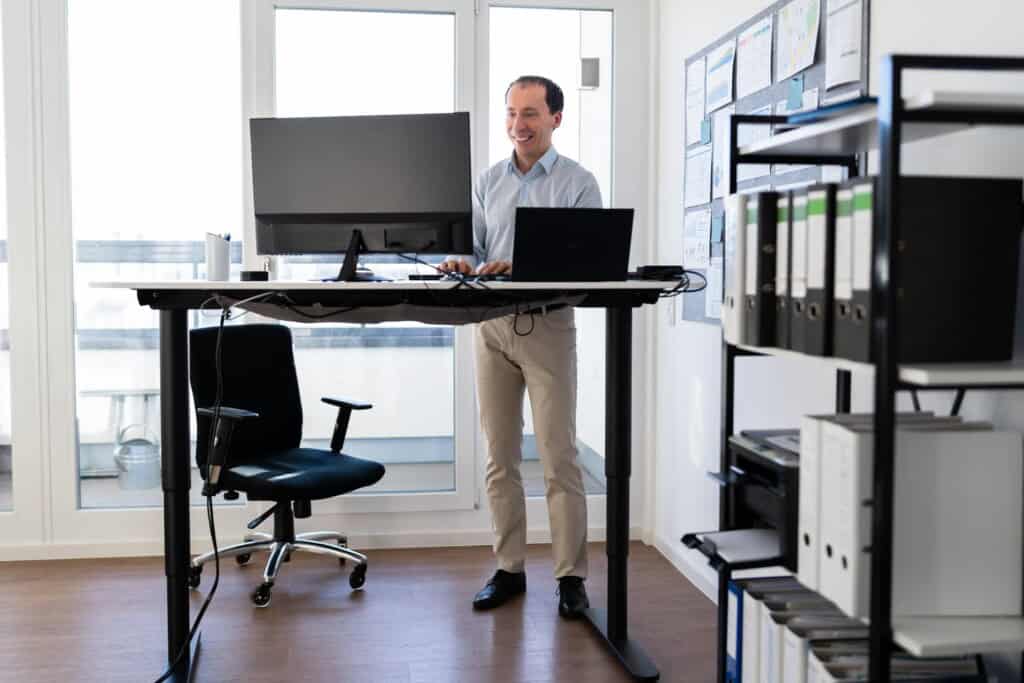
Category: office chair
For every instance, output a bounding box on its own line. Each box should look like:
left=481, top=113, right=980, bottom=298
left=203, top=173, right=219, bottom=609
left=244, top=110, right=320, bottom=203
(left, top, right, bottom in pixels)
left=186, top=324, right=385, bottom=607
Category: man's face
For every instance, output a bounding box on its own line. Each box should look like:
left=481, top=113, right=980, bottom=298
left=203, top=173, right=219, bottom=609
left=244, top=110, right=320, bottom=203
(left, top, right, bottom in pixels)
left=506, top=83, right=561, bottom=160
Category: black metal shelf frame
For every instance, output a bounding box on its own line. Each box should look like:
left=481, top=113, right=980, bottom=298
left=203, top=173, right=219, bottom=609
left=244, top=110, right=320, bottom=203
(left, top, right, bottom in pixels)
left=708, top=54, right=1024, bottom=683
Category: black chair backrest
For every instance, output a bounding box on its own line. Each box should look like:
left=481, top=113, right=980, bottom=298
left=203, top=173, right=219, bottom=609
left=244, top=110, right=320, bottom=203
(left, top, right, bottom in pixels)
left=190, top=324, right=303, bottom=469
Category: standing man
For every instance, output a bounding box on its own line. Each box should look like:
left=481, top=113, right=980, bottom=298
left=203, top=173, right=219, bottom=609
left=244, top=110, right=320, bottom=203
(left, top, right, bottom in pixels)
left=441, top=75, right=602, bottom=619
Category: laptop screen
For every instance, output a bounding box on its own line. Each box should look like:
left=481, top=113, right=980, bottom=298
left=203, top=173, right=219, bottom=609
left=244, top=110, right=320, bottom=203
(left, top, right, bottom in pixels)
left=511, top=207, right=633, bottom=282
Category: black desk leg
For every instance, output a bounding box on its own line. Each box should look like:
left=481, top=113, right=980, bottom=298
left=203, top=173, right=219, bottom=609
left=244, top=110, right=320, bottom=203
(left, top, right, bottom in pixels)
left=581, top=306, right=659, bottom=681
left=160, top=309, right=201, bottom=681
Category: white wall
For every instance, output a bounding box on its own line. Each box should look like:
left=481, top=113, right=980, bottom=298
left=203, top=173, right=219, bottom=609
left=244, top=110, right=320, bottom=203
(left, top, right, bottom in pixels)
left=653, top=0, right=1024, bottom=608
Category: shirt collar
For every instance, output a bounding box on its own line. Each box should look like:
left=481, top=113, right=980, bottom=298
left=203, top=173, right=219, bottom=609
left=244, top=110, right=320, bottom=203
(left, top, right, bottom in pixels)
left=506, top=146, right=559, bottom=177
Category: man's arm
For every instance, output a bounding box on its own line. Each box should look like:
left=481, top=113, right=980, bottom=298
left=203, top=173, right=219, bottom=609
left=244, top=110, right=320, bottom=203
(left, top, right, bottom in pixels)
left=441, top=171, right=488, bottom=273
left=575, top=172, right=603, bottom=209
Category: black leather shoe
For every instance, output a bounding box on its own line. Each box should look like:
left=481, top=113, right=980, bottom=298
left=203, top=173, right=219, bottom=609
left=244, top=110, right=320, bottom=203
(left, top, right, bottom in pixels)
left=557, top=576, right=589, bottom=619
left=472, top=570, right=526, bottom=610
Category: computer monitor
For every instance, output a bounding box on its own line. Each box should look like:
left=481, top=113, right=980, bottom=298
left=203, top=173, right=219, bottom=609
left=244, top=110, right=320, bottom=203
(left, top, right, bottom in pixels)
left=250, top=112, right=473, bottom=280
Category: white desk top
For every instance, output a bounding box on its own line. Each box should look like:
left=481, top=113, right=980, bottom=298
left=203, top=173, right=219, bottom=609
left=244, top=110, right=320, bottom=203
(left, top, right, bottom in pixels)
left=91, top=279, right=676, bottom=291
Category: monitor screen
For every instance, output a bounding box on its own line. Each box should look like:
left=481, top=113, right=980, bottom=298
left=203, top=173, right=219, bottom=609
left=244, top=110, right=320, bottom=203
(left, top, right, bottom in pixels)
left=250, top=112, right=473, bottom=265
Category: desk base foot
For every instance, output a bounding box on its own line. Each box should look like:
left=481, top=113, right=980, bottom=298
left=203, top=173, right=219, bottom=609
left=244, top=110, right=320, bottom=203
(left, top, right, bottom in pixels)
left=166, top=631, right=202, bottom=683
left=582, top=608, right=659, bottom=681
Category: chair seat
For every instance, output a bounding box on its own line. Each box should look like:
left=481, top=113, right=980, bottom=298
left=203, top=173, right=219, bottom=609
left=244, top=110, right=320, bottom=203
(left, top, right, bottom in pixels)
left=219, top=448, right=386, bottom=501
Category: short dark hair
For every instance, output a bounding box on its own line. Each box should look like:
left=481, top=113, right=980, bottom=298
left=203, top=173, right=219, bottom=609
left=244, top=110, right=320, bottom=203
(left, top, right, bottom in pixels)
left=505, top=75, right=564, bottom=115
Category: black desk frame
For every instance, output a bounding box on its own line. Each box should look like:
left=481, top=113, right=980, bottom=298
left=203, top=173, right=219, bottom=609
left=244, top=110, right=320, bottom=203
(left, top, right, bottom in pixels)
left=135, top=284, right=664, bottom=682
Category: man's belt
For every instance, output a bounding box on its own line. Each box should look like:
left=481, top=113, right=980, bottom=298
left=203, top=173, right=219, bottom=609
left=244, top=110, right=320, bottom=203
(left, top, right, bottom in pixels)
left=520, top=302, right=569, bottom=316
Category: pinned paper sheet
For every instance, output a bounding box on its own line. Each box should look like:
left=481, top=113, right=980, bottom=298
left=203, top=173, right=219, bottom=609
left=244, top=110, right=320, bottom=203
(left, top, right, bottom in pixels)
left=684, top=209, right=712, bottom=270
left=705, top=256, right=724, bottom=319
left=686, top=57, right=706, bottom=145
left=711, top=105, right=735, bottom=200
left=776, top=0, right=820, bottom=82
left=774, top=87, right=819, bottom=174
left=706, top=40, right=736, bottom=112
left=737, top=16, right=773, bottom=99
left=685, top=145, right=713, bottom=208
left=825, top=0, right=863, bottom=89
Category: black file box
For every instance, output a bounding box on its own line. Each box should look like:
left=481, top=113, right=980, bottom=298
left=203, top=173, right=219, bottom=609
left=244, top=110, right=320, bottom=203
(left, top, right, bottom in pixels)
left=834, top=176, right=1023, bottom=364
left=743, top=191, right=779, bottom=347
left=804, top=183, right=837, bottom=356
left=789, top=189, right=809, bottom=353
left=775, top=192, right=793, bottom=349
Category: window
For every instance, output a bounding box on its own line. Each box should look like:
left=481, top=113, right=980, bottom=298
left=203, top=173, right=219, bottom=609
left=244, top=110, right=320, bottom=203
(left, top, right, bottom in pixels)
left=273, top=7, right=460, bottom=494
left=489, top=6, right=613, bottom=495
left=67, top=0, right=243, bottom=508
left=0, top=5, right=10, bottom=511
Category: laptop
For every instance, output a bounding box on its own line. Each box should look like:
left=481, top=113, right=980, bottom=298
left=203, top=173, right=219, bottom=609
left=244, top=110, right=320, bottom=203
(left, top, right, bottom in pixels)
left=511, top=207, right=633, bottom=281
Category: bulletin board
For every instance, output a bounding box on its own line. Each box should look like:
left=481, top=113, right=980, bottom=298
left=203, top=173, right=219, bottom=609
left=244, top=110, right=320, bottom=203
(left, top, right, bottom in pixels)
left=681, top=0, right=870, bottom=324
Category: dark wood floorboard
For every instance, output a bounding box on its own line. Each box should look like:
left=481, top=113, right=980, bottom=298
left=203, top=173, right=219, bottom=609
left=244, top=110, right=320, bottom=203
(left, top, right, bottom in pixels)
left=0, top=542, right=716, bottom=682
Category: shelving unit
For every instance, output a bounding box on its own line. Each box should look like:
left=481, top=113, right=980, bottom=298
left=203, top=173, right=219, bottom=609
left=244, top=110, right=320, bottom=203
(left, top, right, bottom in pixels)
left=693, top=55, right=1024, bottom=683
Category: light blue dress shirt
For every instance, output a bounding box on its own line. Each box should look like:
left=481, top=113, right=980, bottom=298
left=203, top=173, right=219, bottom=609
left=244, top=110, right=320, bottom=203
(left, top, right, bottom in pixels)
left=468, top=146, right=602, bottom=266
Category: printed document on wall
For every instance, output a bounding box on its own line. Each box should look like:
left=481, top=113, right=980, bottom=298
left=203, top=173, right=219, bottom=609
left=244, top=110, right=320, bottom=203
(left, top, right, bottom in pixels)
left=736, top=106, right=772, bottom=182
left=686, top=57, right=706, bottom=145
left=825, top=0, right=862, bottom=89
left=706, top=40, right=736, bottom=112
left=737, top=16, right=773, bottom=99
left=777, top=0, right=820, bottom=82
left=684, top=209, right=712, bottom=270
left=773, top=88, right=818, bottom=173
left=685, top=145, right=713, bottom=208
left=706, top=256, right=724, bottom=319
left=712, top=106, right=735, bottom=200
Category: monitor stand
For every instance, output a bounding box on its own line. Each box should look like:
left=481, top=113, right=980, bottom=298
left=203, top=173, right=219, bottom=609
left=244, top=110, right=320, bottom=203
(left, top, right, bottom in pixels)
left=328, top=230, right=391, bottom=282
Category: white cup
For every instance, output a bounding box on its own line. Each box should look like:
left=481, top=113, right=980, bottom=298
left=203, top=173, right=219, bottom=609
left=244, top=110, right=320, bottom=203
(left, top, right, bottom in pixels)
left=205, top=233, right=230, bottom=281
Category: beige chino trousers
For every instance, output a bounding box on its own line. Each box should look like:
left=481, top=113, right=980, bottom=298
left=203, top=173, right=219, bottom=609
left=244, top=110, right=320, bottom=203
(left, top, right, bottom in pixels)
left=474, top=306, right=588, bottom=579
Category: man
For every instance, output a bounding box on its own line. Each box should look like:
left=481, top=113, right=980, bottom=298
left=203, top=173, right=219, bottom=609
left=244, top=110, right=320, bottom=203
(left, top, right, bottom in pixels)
left=440, top=75, right=602, bottom=619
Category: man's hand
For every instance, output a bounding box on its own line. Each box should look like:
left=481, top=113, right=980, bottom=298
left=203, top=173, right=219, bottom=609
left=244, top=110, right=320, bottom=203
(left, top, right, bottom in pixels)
left=439, top=258, right=473, bottom=275
left=474, top=260, right=512, bottom=276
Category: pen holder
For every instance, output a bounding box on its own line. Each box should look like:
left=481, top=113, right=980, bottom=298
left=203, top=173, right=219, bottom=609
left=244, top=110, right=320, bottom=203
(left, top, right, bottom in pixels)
left=205, top=233, right=230, bottom=281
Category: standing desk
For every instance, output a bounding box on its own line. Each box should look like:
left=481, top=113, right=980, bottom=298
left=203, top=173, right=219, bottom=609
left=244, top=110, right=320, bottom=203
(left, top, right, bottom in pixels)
left=93, top=279, right=674, bottom=682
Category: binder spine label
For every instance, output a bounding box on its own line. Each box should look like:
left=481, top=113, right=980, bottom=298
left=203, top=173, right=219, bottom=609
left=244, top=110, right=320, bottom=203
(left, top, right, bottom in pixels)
left=791, top=196, right=808, bottom=298
left=807, top=191, right=827, bottom=289
left=853, top=185, right=873, bottom=291
left=835, top=190, right=854, bottom=300
left=745, top=203, right=759, bottom=296
left=776, top=202, right=790, bottom=295
left=724, top=195, right=744, bottom=312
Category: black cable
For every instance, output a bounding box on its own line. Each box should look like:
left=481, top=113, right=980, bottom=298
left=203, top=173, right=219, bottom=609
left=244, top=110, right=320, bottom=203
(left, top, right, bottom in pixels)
left=659, top=270, right=707, bottom=298
left=396, top=253, right=493, bottom=291
left=152, top=308, right=228, bottom=683
left=273, top=292, right=359, bottom=320
left=512, top=303, right=536, bottom=336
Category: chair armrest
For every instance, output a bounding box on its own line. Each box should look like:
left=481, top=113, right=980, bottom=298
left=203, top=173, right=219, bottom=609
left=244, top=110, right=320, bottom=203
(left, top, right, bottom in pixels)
left=196, top=406, right=259, bottom=493
left=322, top=398, right=372, bottom=453
left=197, top=406, right=260, bottom=420
left=321, top=397, right=372, bottom=410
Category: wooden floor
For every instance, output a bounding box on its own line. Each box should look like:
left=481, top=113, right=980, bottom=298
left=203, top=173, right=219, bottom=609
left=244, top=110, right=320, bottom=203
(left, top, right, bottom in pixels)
left=0, top=542, right=716, bottom=682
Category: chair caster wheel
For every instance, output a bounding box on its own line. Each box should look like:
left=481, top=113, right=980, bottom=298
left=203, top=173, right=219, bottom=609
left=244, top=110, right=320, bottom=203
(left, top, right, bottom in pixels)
left=251, top=582, right=273, bottom=607
left=236, top=553, right=252, bottom=566
left=187, top=565, right=202, bottom=589
left=349, top=564, right=367, bottom=590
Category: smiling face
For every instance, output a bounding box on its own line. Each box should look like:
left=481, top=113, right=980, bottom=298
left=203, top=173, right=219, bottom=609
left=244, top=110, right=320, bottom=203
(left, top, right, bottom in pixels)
left=506, top=82, right=562, bottom=168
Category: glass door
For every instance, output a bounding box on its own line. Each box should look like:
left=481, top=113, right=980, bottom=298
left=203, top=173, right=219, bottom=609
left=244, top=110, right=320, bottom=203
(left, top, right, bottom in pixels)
left=0, top=0, right=48, bottom=547
left=487, top=4, right=614, bottom=497
left=43, top=0, right=255, bottom=544
left=243, top=0, right=478, bottom=513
